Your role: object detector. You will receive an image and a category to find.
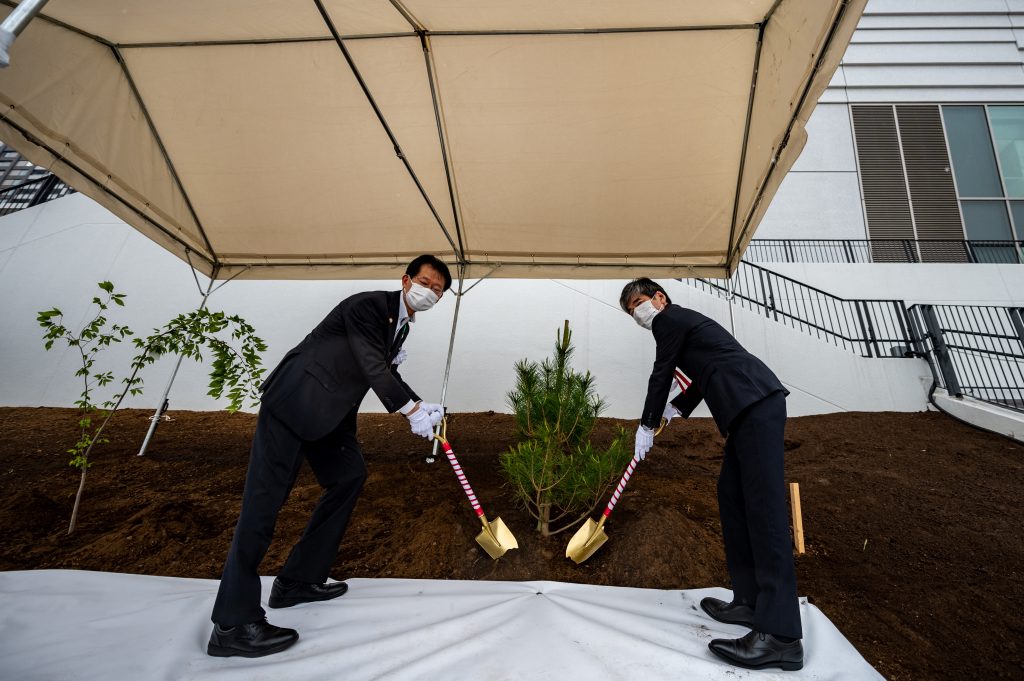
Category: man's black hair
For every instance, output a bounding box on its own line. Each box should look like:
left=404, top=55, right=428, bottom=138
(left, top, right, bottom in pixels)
left=619, top=278, right=672, bottom=313
left=406, top=254, right=453, bottom=291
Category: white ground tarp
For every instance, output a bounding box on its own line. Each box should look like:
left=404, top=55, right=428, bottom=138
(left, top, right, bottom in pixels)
left=0, top=570, right=883, bottom=681
left=0, top=1, right=866, bottom=280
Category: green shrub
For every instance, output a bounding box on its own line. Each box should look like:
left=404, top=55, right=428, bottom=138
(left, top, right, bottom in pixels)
left=500, top=321, right=630, bottom=536
left=38, top=281, right=266, bottom=533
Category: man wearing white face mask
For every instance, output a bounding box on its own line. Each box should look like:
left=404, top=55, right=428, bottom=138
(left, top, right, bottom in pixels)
left=620, top=278, right=803, bottom=673
left=208, top=255, right=451, bottom=659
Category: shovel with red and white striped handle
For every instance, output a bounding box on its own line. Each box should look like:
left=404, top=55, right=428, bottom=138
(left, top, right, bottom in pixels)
left=566, top=369, right=687, bottom=564
left=433, top=417, right=518, bottom=560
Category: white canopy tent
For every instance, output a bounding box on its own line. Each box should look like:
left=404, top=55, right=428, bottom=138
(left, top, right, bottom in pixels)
left=0, top=0, right=864, bottom=281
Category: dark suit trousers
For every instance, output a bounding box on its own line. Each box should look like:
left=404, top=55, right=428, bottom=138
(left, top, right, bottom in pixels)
left=211, top=407, right=367, bottom=626
left=717, top=391, right=802, bottom=639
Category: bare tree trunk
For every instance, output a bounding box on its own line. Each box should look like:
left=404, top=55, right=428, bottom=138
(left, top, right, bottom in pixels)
left=540, top=503, right=551, bottom=536
left=68, top=465, right=86, bottom=534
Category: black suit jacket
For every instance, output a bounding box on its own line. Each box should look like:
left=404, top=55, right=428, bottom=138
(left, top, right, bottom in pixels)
left=259, top=290, right=419, bottom=441
left=641, top=304, right=787, bottom=436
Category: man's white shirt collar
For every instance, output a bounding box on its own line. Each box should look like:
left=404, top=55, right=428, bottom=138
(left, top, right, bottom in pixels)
left=397, top=290, right=414, bottom=329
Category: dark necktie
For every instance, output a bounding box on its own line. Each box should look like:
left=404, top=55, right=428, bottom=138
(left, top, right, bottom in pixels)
left=389, top=321, right=409, bottom=361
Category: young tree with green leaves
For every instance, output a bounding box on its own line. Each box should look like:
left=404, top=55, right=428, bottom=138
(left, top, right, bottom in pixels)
left=500, top=320, right=631, bottom=536
left=38, top=282, right=267, bottom=534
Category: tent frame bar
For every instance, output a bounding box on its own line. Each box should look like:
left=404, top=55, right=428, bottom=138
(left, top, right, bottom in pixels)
left=0, top=114, right=217, bottom=270
left=0, top=0, right=112, bottom=46
left=728, top=0, right=854, bottom=270
left=314, top=0, right=464, bottom=264
left=112, top=45, right=218, bottom=261
left=420, top=32, right=466, bottom=259
left=212, top=259, right=729, bottom=273
left=428, top=262, right=500, bottom=461
left=136, top=272, right=215, bottom=457
left=726, top=21, right=765, bottom=275
left=136, top=257, right=250, bottom=457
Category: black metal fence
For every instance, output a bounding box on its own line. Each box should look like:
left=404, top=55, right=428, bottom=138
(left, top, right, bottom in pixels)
left=907, top=305, right=1024, bottom=413
left=746, top=239, right=1024, bottom=264
left=688, top=260, right=914, bottom=358
left=0, top=174, right=74, bottom=216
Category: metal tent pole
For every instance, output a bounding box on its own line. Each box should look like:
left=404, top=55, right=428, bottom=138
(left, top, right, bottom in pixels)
left=727, top=268, right=737, bottom=335
left=0, top=0, right=49, bottom=68
left=136, top=275, right=215, bottom=457
left=429, top=263, right=466, bottom=462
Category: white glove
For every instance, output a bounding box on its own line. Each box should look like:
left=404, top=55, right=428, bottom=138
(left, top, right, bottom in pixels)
left=634, top=425, right=655, bottom=461
left=418, top=401, right=444, bottom=418
left=663, top=404, right=682, bottom=423
left=392, top=348, right=407, bottom=366
left=408, top=406, right=442, bottom=439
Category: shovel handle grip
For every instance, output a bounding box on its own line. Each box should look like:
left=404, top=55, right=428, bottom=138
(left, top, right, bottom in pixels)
left=603, top=454, right=641, bottom=518
left=437, top=438, right=485, bottom=518
left=596, top=373, right=689, bottom=523
left=674, top=369, right=690, bottom=392
left=604, top=407, right=675, bottom=519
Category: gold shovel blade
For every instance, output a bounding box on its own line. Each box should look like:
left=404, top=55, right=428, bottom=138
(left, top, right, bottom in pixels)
left=476, top=516, right=519, bottom=560
left=565, top=517, right=608, bottom=564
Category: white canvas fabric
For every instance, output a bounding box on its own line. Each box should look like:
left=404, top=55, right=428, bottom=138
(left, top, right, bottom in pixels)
left=0, top=1, right=866, bottom=280
left=0, top=570, right=884, bottom=681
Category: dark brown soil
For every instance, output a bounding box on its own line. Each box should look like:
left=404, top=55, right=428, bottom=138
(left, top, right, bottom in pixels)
left=0, top=407, right=1021, bottom=680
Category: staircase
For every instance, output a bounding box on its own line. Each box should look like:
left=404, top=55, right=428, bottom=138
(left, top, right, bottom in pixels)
left=686, top=261, right=1024, bottom=414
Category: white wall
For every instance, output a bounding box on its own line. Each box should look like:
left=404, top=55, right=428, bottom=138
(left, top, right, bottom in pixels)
left=825, top=0, right=1024, bottom=105
left=758, top=0, right=1024, bottom=243
left=0, top=195, right=936, bottom=419
left=755, top=104, right=867, bottom=241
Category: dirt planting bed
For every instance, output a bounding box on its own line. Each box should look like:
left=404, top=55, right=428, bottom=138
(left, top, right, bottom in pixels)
left=0, top=407, right=1021, bottom=680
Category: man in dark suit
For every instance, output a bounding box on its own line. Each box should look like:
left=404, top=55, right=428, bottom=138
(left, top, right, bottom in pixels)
left=621, top=278, right=803, bottom=672
left=207, top=255, right=452, bottom=658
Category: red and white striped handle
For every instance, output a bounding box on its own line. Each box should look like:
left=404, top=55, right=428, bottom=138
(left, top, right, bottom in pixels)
left=603, top=369, right=690, bottom=519
left=673, top=368, right=691, bottom=392
left=437, top=439, right=485, bottom=518
left=603, top=454, right=640, bottom=518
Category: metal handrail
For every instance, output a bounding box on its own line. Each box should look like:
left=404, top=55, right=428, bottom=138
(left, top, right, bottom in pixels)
left=746, top=238, right=1024, bottom=264
left=690, top=263, right=1024, bottom=412
left=0, top=172, right=74, bottom=216
left=0, top=175, right=55, bottom=194
left=687, top=260, right=913, bottom=358
left=908, top=304, right=1024, bottom=413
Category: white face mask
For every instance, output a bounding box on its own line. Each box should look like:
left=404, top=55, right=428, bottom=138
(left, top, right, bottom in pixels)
left=632, top=299, right=660, bottom=330
left=405, top=282, right=439, bottom=312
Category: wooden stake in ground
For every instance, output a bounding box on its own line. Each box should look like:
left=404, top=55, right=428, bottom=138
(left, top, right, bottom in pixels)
left=789, top=482, right=805, bottom=554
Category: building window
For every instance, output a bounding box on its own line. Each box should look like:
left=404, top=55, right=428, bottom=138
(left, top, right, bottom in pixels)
left=942, top=106, right=1002, bottom=199
left=989, top=106, right=1024, bottom=199
left=852, top=104, right=1024, bottom=263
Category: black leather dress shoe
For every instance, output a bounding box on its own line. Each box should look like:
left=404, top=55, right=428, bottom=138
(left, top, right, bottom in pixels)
left=708, top=630, right=804, bottom=671
left=268, top=577, right=349, bottom=609
left=700, top=597, right=755, bottom=628
left=207, top=618, right=298, bottom=658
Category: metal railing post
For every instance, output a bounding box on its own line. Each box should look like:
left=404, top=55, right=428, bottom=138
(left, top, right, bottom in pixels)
left=1009, top=308, right=1024, bottom=352
left=27, top=173, right=58, bottom=207
left=919, top=305, right=962, bottom=397
left=843, top=240, right=855, bottom=263
left=853, top=301, right=873, bottom=358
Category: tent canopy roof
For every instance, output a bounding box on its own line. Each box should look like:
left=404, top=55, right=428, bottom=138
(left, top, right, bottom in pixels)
left=0, top=0, right=864, bottom=280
